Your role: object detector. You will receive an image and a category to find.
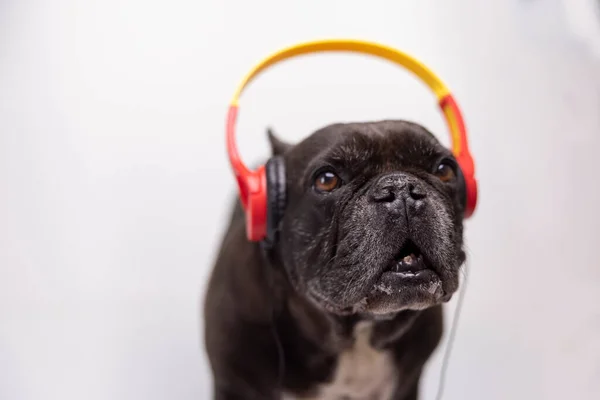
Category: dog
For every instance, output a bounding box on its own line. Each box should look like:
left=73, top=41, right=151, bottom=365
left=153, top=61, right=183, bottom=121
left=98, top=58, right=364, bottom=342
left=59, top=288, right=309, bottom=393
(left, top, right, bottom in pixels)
left=204, top=119, right=467, bottom=400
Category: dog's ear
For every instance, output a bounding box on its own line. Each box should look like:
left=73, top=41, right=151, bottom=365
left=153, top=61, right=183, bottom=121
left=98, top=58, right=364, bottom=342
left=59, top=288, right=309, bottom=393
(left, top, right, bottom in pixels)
left=267, top=127, right=293, bottom=156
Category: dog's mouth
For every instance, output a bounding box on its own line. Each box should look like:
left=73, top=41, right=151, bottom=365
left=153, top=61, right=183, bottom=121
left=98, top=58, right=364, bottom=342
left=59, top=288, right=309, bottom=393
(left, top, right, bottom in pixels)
left=384, top=240, right=430, bottom=277
left=307, top=239, right=448, bottom=316
left=363, top=239, right=445, bottom=314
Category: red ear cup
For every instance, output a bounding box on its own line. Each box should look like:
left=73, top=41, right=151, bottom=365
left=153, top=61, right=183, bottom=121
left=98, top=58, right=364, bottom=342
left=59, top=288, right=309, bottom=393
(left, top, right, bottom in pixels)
left=242, top=167, right=268, bottom=241
left=456, top=153, right=478, bottom=218
left=438, top=94, right=477, bottom=219
left=464, top=177, right=478, bottom=218
left=227, top=105, right=269, bottom=241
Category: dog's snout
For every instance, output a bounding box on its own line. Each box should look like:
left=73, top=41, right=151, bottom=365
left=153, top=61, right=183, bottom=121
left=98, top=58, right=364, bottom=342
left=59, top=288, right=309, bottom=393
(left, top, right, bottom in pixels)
left=369, top=173, right=427, bottom=211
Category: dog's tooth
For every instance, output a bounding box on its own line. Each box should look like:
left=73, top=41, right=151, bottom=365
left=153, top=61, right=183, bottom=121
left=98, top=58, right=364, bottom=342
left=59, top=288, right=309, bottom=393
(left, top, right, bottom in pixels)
left=402, top=254, right=414, bottom=265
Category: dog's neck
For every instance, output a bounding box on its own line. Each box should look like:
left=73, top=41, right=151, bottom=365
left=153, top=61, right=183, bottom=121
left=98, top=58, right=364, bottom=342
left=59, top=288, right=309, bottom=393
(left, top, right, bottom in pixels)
left=287, top=293, right=420, bottom=351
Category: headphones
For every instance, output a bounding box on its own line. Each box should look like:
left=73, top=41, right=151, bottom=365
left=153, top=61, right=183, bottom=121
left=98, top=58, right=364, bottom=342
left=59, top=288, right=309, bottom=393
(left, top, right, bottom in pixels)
left=226, top=39, right=478, bottom=244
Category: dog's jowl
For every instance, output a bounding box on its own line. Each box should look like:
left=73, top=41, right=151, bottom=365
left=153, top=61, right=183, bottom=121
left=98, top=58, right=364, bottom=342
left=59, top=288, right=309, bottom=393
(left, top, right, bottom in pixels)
left=205, top=120, right=466, bottom=400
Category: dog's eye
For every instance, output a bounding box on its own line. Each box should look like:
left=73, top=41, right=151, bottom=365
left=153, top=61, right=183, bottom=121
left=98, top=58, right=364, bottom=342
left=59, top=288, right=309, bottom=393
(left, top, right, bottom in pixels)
left=435, top=162, right=456, bottom=183
left=314, top=171, right=341, bottom=193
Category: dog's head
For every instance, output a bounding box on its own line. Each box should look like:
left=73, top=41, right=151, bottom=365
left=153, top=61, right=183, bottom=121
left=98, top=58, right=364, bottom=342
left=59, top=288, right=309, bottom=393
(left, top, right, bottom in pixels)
left=270, top=120, right=466, bottom=317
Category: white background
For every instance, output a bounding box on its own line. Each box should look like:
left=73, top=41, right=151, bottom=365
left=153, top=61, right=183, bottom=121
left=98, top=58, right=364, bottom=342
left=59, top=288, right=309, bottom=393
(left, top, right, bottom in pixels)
left=1, top=1, right=600, bottom=399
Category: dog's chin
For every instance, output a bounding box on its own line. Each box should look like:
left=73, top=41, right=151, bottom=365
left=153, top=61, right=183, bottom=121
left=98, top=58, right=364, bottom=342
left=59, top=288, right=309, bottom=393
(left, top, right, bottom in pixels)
left=307, top=276, right=447, bottom=317
left=364, top=270, right=445, bottom=315
left=309, top=279, right=449, bottom=318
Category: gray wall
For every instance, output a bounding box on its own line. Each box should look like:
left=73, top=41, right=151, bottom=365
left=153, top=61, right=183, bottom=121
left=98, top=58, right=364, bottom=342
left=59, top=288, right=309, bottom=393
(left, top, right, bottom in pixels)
left=1, top=1, right=599, bottom=399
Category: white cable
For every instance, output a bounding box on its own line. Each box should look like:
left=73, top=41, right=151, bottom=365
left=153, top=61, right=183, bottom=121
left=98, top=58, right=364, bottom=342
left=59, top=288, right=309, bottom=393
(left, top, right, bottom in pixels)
left=434, top=260, right=469, bottom=400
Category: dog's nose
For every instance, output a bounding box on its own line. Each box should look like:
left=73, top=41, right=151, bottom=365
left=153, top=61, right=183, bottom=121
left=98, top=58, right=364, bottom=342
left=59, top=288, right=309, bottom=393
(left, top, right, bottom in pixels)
left=369, top=173, right=426, bottom=211
left=407, top=182, right=426, bottom=200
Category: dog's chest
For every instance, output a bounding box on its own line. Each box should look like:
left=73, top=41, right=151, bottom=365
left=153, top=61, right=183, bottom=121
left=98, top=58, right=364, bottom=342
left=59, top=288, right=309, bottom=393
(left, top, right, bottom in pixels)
left=289, top=322, right=398, bottom=400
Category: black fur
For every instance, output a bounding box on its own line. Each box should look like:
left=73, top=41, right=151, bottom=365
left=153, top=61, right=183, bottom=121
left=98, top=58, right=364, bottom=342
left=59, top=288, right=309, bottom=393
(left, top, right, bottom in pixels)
left=204, top=120, right=466, bottom=399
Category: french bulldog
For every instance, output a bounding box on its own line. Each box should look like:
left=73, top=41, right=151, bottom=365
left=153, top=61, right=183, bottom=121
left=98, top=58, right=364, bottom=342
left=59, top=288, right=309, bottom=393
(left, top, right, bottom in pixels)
left=204, top=120, right=467, bottom=400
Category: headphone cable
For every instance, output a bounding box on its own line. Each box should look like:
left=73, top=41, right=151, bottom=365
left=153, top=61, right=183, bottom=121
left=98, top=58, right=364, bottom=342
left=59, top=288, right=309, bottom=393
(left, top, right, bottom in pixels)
left=434, top=260, right=469, bottom=400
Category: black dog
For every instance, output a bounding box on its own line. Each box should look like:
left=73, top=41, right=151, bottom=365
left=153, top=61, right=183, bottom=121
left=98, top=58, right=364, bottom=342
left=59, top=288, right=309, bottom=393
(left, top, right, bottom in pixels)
left=204, top=120, right=466, bottom=400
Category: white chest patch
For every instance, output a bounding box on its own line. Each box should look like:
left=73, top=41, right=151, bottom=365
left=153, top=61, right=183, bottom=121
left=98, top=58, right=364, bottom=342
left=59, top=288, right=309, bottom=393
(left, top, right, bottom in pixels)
left=288, top=322, right=398, bottom=400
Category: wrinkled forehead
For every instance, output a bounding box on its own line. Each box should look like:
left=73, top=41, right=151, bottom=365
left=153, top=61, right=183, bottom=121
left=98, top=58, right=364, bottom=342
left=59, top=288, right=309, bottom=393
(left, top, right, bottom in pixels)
left=288, top=121, right=452, bottom=178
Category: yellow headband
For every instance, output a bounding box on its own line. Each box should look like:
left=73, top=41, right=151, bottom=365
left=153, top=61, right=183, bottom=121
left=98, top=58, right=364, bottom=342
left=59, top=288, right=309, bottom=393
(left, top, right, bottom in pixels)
left=230, top=39, right=451, bottom=105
